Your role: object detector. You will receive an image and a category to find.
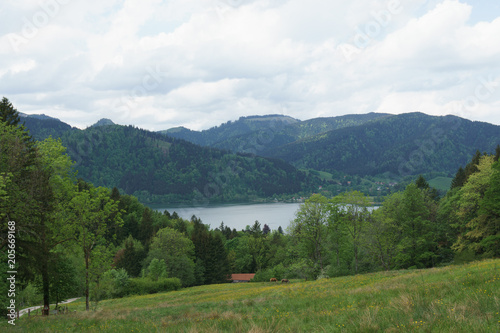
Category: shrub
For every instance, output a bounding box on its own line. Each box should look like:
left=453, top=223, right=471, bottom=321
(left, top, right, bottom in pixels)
left=125, top=277, right=181, bottom=296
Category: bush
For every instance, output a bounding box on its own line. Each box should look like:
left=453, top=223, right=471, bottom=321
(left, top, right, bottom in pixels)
left=125, top=277, right=181, bottom=295
left=251, top=264, right=288, bottom=282
left=100, top=268, right=130, bottom=299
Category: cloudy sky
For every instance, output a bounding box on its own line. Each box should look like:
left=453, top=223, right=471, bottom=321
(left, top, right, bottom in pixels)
left=1, top=0, right=499, bottom=131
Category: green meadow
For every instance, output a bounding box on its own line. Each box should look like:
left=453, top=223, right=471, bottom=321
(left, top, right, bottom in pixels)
left=5, top=259, right=500, bottom=333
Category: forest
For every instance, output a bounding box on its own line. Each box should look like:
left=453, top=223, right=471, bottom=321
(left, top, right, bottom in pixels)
left=22, top=113, right=320, bottom=204
left=1, top=97, right=499, bottom=318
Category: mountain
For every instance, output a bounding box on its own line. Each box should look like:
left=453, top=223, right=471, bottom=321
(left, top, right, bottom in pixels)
left=91, top=118, right=115, bottom=127
left=52, top=124, right=317, bottom=203
left=261, top=112, right=500, bottom=177
left=160, top=114, right=299, bottom=147
left=20, top=113, right=75, bottom=141
left=210, top=113, right=392, bottom=153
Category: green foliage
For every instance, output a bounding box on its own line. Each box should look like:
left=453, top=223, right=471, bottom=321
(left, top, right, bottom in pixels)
left=114, top=236, right=146, bottom=277
left=100, top=268, right=130, bottom=299
left=146, top=227, right=196, bottom=287
left=125, top=277, right=181, bottom=295
left=148, top=259, right=168, bottom=281
left=452, top=155, right=495, bottom=254
left=289, top=194, right=329, bottom=270
left=0, top=97, right=21, bottom=127
left=264, top=113, right=500, bottom=178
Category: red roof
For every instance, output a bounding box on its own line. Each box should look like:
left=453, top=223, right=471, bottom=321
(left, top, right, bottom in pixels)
left=230, top=273, right=255, bottom=281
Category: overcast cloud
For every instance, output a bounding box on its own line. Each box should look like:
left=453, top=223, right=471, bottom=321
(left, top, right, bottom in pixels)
left=1, top=0, right=499, bottom=130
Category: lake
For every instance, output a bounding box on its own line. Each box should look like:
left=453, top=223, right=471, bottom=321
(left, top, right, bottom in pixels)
left=154, top=202, right=302, bottom=232
left=155, top=203, right=379, bottom=232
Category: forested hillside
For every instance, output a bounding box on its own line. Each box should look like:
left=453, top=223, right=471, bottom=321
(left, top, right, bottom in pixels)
left=163, top=113, right=390, bottom=154
left=161, top=114, right=299, bottom=147
left=24, top=120, right=317, bottom=203
left=21, top=114, right=75, bottom=141
left=263, top=112, right=500, bottom=177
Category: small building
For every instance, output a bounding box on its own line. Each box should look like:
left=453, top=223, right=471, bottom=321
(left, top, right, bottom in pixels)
left=230, top=273, right=256, bottom=283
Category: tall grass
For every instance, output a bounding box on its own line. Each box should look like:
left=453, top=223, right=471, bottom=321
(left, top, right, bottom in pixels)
left=4, top=259, right=500, bottom=332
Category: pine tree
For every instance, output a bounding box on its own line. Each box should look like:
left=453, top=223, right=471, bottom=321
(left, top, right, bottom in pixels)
left=0, top=97, right=21, bottom=127
left=139, top=208, right=154, bottom=246
left=451, top=167, right=466, bottom=190
left=415, top=175, right=430, bottom=190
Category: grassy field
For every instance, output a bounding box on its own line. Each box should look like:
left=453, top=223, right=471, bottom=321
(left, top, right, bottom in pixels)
left=428, top=177, right=453, bottom=192
left=4, top=259, right=500, bottom=332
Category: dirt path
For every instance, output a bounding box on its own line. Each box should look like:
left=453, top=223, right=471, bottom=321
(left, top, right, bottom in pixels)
left=18, top=297, right=80, bottom=317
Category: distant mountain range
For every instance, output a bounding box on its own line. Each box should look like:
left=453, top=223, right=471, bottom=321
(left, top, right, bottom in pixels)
left=160, top=112, right=500, bottom=177
left=21, top=111, right=500, bottom=203
left=163, top=113, right=391, bottom=154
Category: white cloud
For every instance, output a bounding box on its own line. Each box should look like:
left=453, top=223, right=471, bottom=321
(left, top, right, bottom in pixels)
left=0, top=0, right=499, bottom=131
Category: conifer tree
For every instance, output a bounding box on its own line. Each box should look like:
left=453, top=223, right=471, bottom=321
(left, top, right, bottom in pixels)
left=0, top=97, right=21, bottom=127
left=451, top=167, right=466, bottom=190
left=415, top=175, right=430, bottom=190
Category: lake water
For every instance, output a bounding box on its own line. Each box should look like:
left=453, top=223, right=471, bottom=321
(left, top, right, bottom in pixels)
left=155, top=202, right=302, bottom=232
left=155, top=203, right=379, bottom=232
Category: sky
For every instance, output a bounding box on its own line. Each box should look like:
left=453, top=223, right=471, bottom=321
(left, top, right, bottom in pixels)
left=1, top=0, right=499, bottom=131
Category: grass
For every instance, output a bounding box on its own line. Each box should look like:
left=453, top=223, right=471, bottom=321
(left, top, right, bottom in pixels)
left=428, top=177, right=453, bottom=192
left=4, top=259, right=500, bottom=332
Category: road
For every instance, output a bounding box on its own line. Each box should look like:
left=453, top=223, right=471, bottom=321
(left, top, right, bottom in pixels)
left=18, top=298, right=80, bottom=317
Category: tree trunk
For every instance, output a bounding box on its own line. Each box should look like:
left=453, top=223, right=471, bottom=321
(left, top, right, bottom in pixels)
left=85, top=251, right=90, bottom=311
left=354, top=243, right=358, bottom=275
left=41, top=258, right=50, bottom=316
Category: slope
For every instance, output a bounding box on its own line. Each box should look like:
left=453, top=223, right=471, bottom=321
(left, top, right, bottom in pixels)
left=57, top=124, right=316, bottom=203
left=161, top=114, right=299, bottom=147
left=13, top=259, right=500, bottom=332
left=20, top=114, right=75, bottom=141
left=263, top=112, right=500, bottom=177
left=212, top=112, right=392, bottom=153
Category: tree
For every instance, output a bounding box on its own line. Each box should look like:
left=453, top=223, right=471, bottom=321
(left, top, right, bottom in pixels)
left=114, top=236, right=146, bottom=277
left=395, top=183, right=436, bottom=268
left=363, top=194, right=403, bottom=271
left=68, top=186, right=122, bottom=311
left=2, top=130, right=75, bottom=316
left=148, top=258, right=167, bottom=281
left=0, top=97, right=21, bottom=127
left=146, top=227, right=195, bottom=286
left=415, top=175, right=429, bottom=190
left=289, top=194, right=329, bottom=270
left=474, top=160, right=500, bottom=257
left=451, top=167, right=466, bottom=190
left=89, top=244, right=113, bottom=309
left=139, top=208, right=154, bottom=246
left=331, top=191, right=370, bottom=274
left=191, top=217, right=230, bottom=284
left=453, top=156, right=497, bottom=255
left=44, top=252, right=78, bottom=311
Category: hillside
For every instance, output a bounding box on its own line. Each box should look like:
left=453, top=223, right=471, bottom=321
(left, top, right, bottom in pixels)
left=162, top=113, right=391, bottom=154
left=11, top=259, right=500, bottom=332
left=20, top=113, right=75, bottom=141
left=56, top=124, right=317, bottom=203
left=262, top=112, right=500, bottom=177
left=161, top=114, right=299, bottom=147
left=213, top=113, right=392, bottom=154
